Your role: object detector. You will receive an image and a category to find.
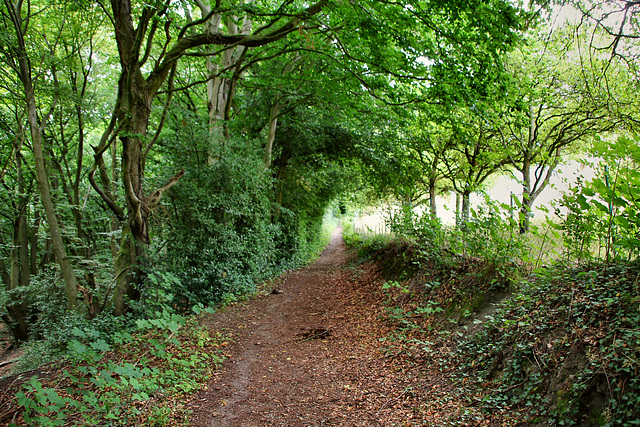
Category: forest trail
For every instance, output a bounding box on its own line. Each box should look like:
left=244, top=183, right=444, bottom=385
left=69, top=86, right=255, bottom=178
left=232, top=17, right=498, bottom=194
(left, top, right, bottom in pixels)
left=187, top=227, right=460, bottom=426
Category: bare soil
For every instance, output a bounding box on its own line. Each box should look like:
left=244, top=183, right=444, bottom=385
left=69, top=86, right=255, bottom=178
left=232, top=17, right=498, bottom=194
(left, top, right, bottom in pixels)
left=187, top=227, right=469, bottom=427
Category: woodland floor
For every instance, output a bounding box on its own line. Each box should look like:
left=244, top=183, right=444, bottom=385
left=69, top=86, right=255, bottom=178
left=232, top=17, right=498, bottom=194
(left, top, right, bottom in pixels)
left=0, top=227, right=511, bottom=426
left=186, top=227, right=486, bottom=427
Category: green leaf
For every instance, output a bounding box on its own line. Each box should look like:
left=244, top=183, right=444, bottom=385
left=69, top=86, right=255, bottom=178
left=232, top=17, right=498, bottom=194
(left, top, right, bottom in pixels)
left=69, top=340, right=88, bottom=355
left=129, top=378, right=142, bottom=390
left=592, top=200, right=609, bottom=213
left=577, top=194, right=590, bottom=210
left=90, top=339, right=111, bottom=353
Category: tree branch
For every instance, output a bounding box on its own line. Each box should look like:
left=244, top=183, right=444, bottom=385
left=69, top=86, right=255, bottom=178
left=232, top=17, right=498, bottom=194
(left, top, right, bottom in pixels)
left=146, top=169, right=185, bottom=210
left=148, top=0, right=327, bottom=93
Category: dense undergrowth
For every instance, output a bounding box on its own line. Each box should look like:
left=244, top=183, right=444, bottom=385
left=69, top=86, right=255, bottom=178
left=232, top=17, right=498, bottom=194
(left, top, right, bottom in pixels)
left=0, top=311, right=226, bottom=426
left=345, top=211, right=640, bottom=426
left=461, top=263, right=640, bottom=425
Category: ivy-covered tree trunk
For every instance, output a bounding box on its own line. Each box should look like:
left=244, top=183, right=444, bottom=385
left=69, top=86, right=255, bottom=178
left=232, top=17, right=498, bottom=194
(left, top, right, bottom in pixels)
left=108, top=72, right=158, bottom=315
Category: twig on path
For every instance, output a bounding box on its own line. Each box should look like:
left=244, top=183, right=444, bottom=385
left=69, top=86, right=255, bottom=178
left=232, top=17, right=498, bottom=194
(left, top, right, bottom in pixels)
left=0, top=373, right=25, bottom=411
left=296, top=327, right=331, bottom=342
left=376, top=387, right=411, bottom=416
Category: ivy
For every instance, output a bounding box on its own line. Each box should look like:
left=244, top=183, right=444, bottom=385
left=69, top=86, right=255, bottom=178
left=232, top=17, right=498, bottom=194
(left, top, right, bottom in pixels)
left=459, top=263, right=640, bottom=424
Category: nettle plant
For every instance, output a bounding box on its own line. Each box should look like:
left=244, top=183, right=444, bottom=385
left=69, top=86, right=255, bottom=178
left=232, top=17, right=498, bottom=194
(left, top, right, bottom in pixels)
left=559, top=135, right=640, bottom=263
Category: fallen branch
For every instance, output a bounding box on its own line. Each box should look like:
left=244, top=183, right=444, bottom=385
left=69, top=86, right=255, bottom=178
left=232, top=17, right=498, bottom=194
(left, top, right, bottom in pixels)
left=0, top=360, right=15, bottom=368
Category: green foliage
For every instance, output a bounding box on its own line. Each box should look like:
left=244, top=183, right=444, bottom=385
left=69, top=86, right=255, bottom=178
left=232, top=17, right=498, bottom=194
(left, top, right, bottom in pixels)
left=13, top=268, right=125, bottom=370
left=458, top=263, right=640, bottom=425
left=152, top=136, right=278, bottom=307
left=357, top=204, right=640, bottom=425
left=266, top=113, right=362, bottom=264
left=150, top=106, right=353, bottom=309
left=131, top=271, right=182, bottom=318
left=16, top=270, right=188, bottom=373
left=341, top=216, right=364, bottom=247
left=558, top=135, right=640, bottom=263
left=11, top=314, right=226, bottom=426
left=387, top=197, right=530, bottom=285
left=15, top=377, right=74, bottom=426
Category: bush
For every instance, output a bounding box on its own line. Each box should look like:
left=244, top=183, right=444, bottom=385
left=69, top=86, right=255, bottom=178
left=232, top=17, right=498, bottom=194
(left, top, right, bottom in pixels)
left=12, top=313, right=226, bottom=426
left=558, top=135, right=640, bottom=263
left=384, top=197, right=530, bottom=285
left=153, top=138, right=278, bottom=307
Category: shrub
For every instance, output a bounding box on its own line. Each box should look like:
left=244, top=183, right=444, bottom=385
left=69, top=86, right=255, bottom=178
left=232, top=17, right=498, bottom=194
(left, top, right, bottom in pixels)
left=558, top=135, right=640, bottom=263
left=153, top=139, right=277, bottom=307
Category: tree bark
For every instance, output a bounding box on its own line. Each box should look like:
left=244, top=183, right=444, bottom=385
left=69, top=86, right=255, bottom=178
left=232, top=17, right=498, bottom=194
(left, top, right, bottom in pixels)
left=110, top=226, right=138, bottom=316
left=517, top=105, right=561, bottom=234
left=5, top=144, right=32, bottom=342
left=264, top=99, right=281, bottom=169
left=26, top=82, right=79, bottom=310
left=455, top=191, right=461, bottom=227
left=461, top=190, right=471, bottom=229
left=520, top=152, right=532, bottom=234
left=195, top=1, right=253, bottom=159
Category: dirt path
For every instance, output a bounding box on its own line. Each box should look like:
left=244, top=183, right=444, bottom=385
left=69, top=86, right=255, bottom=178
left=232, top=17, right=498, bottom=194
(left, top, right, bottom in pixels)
left=187, top=226, right=452, bottom=426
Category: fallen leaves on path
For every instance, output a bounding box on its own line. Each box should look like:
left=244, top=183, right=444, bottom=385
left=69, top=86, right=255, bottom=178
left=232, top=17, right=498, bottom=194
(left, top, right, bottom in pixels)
left=187, top=231, right=508, bottom=426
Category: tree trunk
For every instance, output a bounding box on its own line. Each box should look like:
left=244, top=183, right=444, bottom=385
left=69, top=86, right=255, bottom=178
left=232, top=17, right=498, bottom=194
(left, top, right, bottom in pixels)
left=110, top=226, right=139, bottom=316
left=455, top=191, right=461, bottom=227
left=520, top=154, right=532, bottom=234
left=5, top=145, right=32, bottom=343
left=15, top=143, right=30, bottom=290
left=202, top=7, right=252, bottom=160
left=110, top=90, right=151, bottom=315
left=519, top=149, right=561, bottom=234
left=519, top=104, right=536, bottom=234
left=460, top=190, right=471, bottom=229
left=7, top=214, right=30, bottom=343
left=264, top=100, right=281, bottom=169
left=428, top=176, right=438, bottom=219
left=263, top=55, right=303, bottom=170
left=110, top=140, right=120, bottom=261
left=27, top=94, right=79, bottom=310
left=97, top=0, right=325, bottom=315
left=9, top=1, right=79, bottom=310
left=30, top=211, right=40, bottom=275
